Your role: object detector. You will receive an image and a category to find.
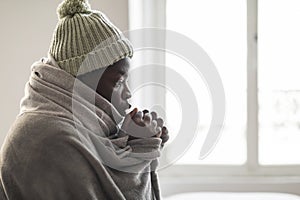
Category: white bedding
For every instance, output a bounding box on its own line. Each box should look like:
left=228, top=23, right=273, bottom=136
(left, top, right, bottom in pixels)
left=164, top=192, right=300, bottom=200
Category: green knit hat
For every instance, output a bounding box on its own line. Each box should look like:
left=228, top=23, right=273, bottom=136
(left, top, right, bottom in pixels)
left=48, top=0, right=133, bottom=76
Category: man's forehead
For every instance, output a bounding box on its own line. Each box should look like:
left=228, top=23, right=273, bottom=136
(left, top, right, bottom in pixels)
left=117, top=67, right=128, bottom=75
left=112, top=59, right=130, bottom=74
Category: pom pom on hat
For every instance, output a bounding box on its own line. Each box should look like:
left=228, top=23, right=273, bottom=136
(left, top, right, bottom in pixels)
left=57, top=0, right=92, bottom=19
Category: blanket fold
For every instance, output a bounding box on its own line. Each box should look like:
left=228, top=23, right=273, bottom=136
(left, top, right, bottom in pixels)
left=0, top=56, right=162, bottom=200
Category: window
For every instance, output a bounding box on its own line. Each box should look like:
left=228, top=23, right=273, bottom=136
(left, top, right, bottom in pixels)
left=129, top=0, right=300, bottom=176
left=258, top=0, right=300, bottom=165
left=166, top=0, right=247, bottom=165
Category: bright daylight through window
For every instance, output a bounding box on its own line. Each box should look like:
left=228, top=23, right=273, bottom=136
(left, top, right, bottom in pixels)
left=258, top=0, right=300, bottom=165
left=166, top=0, right=247, bottom=164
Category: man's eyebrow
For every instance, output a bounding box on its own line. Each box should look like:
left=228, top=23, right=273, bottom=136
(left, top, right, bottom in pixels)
left=119, top=70, right=126, bottom=75
left=120, top=73, right=129, bottom=79
left=113, top=71, right=128, bottom=81
left=118, top=68, right=129, bottom=77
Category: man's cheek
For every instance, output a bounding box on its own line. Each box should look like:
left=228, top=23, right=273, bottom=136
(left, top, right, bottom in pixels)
left=111, top=89, right=122, bottom=103
left=107, top=86, right=117, bottom=100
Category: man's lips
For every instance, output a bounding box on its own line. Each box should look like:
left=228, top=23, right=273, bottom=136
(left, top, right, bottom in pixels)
left=123, top=102, right=131, bottom=111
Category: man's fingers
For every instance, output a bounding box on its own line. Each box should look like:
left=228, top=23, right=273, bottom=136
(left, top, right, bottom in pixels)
left=122, top=108, right=169, bottom=139
left=161, top=126, right=168, bottom=135
left=155, top=127, right=162, bottom=137
left=150, top=111, right=157, bottom=121
left=133, top=111, right=144, bottom=125
left=142, top=109, right=149, bottom=115
left=150, top=120, right=158, bottom=135
left=162, top=135, right=170, bottom=143
left=156, top=118, right=164, bottom=128
left=161, top=126, right=169, bottom=143
left=133, top=111, right=143, bottom=120
left=122, top=108, right=138, bottom=128
left=143, top=113, right=152, bottom=124
left=129, top=108, right=138, bottom=118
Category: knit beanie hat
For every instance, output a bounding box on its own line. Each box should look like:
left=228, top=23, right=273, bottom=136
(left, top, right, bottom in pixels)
left=48, top=0, right=133, bottom=76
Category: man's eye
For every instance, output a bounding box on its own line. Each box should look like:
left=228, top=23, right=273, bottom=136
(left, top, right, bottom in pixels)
left=114, top=80, right=123, bottom=88
left=114, top=77, right=128, bottom=88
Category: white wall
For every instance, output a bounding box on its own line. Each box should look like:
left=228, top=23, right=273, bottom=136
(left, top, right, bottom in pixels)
left=0, top=0, right=129, bottom=146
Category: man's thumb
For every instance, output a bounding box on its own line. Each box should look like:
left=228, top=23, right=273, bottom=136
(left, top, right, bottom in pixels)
left=122, top=108, right=138, bottom=128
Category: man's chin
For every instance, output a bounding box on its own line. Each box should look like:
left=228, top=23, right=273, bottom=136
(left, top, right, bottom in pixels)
left=116, top=107, right=128, bottom=117
left=115, top=103, right=131, bottom=117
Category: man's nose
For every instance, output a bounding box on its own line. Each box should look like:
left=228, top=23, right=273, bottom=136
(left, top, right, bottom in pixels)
left=123, top=90, right=131, bottom=99
left=123, top=85, right=132, bottom=99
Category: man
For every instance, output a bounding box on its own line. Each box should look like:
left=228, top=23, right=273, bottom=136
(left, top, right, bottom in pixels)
left=0, top=0, right=169, bottom=199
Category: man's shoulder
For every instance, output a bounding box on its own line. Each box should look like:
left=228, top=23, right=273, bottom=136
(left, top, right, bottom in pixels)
left=2, top=113, right=78, bottom=151
left=10, top=112, right=75, bottom=136
left=1, top=112, right=81, bottom=166
left=0, top=114, right=98, bottom=197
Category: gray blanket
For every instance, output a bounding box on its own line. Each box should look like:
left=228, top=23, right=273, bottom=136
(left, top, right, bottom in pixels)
left=0, top=56, right=162, bottom=200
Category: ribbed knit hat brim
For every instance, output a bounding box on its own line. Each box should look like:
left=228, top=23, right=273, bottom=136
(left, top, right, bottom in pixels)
left=66, top=38, right=132, bottom=76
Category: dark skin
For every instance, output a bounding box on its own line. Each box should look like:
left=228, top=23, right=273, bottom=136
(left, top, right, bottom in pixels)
left=77, top=58, right=132, bottom=116
left=77, top=58, right=169, bottom=145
